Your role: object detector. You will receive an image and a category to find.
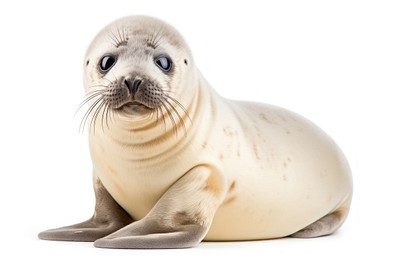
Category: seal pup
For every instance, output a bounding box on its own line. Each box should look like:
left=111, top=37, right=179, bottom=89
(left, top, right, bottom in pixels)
left=39, top=15, right=353, bottom=248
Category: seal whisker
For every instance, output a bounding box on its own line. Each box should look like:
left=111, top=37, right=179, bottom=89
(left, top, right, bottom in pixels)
left=116, top=25, right=123, bottom=44
left=122, top=26, right=128, bottom=44
left=109, top=105, right=116, bottom=127
left=160, top=101, right=178, bottom=137
left=101, top=102, right=112, bottom=131
left=104, top=104, right=111, bottom=130
left=154, top=107, right=158, bottom=123
left=116, top=23, right=124, bottom=44
left=90, top=98, right=106, bottom=135
left=109, top=71, right=118, bottom=84
left=109, top=104, right=117, bottom=125
left=163, top=94, right=192, bottom=123
left=110, top=22, right=128, bottom=48
left=100, top=101, right=110, bottom=132
left=90, top=99, right=105, bottom=134
left=160, top=90, right=174, bottom=95
left=96, top=100, right=108, bottom=133
left=163, top=97, right=187, bottom=137
left=88, top=84, right=108, bottom=90
left=80, top=97, right=103, bottom=134
left=83, top=89, right=107, bottom=98
left=102, top=76, right=114, bottom=85
left=78, top=90, right=104, bottom=105
left=153, top=27, right=164, bottom=48
left=148, top=27, right=163, bottom=49
left=80, top=97, right=102, bottom=134
left=74, top=91, right=104, bottom=119
left=149, top=108, right=156, bottom=121
left=108, top=32, right=120, bottom=47
left=110, top=25, right=121, bottom=47
left=148, top=30, right=157, bottom=48
left=158, top=105, right=167, bottom=133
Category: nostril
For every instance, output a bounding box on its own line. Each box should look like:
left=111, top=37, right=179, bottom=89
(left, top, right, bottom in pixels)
left=133, top=79, right=142, bottom=93
left=124, top=79, right=132, bottom=91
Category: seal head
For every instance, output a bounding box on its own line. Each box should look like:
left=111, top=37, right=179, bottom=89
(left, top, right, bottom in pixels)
left=82, top=16, right=195, bottom=131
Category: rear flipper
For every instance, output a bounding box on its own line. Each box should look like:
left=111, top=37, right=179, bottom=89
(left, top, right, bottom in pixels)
left=290, top=207, right=349, bottom=238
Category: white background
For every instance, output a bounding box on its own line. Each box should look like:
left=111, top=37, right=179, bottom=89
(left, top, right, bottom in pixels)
left=1, top=0, right=399, bottom=266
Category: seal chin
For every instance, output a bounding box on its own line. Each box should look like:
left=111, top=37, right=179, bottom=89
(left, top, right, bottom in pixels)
left=116, top=101, right=152, bottom=116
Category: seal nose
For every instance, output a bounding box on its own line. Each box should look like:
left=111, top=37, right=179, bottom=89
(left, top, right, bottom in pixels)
left=124, top=77, right=142, bottom=95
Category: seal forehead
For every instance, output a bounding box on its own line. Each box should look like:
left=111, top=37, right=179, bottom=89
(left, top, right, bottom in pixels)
left=87, top=15, right=188, bottom=55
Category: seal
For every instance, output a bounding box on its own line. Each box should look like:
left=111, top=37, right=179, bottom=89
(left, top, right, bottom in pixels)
left=38, top=15, right=353, bottom=248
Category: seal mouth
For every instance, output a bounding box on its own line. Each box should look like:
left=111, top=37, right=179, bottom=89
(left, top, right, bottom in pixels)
left=116, top=101, right=152, bottom=114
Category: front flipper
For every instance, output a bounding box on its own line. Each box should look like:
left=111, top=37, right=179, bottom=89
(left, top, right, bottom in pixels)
left=38, top=173, right=133, bottom=242
left=94, top=165, right=227, bottom=249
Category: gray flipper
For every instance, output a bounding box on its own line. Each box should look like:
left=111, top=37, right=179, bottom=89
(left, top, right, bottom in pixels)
left=38, top=173, right=133, bottom=242
left=94, top=165, right=225, bottom=249
left=290, top=208, right=349, bottom=238
left=94, top=219, right=208, bottom=249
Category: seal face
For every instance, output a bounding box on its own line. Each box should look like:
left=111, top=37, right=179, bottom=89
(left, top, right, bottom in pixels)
left=39, top=15, right=353, bottom=249
left=81, top=17, right=194, bottom=135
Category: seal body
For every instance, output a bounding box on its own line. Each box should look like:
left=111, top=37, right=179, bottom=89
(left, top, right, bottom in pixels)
left=39, top=15, right=352, bottom=248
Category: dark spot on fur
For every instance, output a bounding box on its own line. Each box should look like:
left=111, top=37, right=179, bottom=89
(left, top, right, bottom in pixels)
left=223, top=126, right=235, bottom=137
left=253, top=144, right=260, bottom=160
left=259, top=113, right=268, bottom=120
left=222, top=196, right=237, bottom=205
left=86, top=59, right=90, bottom=66
left=174, top=211, right=197, bottom=226
left=184, top=59, right=188, bottom=65
left=229, top=181, right=237, bottom=192
left=259, top=113, right=273, bottom=123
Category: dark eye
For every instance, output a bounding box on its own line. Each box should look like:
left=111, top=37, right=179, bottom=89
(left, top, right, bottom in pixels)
left=99, top=55, right=116, bottom=72
left=155, top=55, right=172, bottom=72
